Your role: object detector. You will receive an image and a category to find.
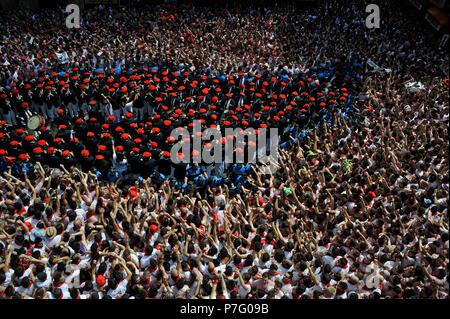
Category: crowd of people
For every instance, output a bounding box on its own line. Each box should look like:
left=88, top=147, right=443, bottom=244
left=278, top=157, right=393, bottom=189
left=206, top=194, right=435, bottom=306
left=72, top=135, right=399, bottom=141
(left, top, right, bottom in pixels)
left=0, top=0, right=448, bottom=299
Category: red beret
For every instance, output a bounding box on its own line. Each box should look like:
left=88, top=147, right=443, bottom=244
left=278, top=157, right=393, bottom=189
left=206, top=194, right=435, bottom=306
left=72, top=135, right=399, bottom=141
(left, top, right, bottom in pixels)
left=47, top=147, right=55, bottom=155
left=96, top=275, right=106, bottom=287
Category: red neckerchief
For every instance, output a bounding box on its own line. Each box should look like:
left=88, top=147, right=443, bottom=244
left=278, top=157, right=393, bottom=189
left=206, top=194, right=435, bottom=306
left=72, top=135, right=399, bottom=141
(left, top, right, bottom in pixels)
left=19, top=261, right=29, bottom=270
left=231, top=287, right=238, bottom=292
left=15, top=207, right=27, bottom=215
left=234, top=262, right=243, bottom=269
left=54, top=281, right=64, bottom=287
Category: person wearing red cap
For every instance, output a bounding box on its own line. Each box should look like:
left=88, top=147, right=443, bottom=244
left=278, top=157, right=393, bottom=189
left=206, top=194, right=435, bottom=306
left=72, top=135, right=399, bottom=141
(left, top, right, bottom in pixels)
left=111, top=138, right=128, bottom=177
left=79, top=149, right=94, bottom=172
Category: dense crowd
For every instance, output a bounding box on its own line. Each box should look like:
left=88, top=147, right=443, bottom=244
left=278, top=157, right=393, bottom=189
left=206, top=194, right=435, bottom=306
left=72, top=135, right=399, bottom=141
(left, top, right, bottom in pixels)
left=0, top=1, right=448, bottom=299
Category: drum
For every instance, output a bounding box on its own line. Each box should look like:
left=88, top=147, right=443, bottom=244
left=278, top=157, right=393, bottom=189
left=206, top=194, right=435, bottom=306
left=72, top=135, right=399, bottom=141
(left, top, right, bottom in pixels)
left=27, top=115, right=45, bottom=130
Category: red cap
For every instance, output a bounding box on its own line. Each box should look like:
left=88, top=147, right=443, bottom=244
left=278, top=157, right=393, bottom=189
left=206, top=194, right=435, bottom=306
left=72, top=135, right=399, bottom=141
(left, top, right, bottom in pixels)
left=96, top=275, right=106, bottom=287
left=81, top=150, right=90, bottom=157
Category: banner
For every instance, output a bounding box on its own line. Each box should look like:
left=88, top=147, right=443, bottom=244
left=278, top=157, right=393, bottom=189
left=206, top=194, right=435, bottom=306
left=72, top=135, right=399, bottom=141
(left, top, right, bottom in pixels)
left=55, top=52, right=69, bottom=64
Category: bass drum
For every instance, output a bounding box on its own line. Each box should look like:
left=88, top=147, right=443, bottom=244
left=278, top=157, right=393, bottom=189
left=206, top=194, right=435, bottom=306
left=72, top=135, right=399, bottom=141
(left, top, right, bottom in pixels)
left=27, top=114, right=45, bottom=130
